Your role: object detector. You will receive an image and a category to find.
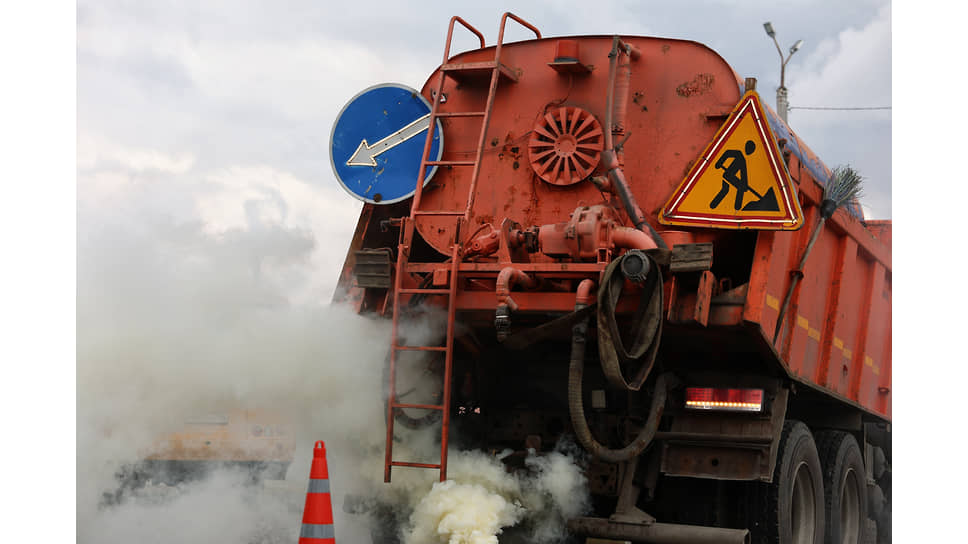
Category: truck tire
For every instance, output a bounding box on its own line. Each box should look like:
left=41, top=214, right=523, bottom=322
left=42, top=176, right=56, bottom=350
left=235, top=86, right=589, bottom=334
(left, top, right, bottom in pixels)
left=874, top=470, right=891, bottom=544
left=746, top=420, right=825, bottom=544
left=815, top=431, right=867, bottom=544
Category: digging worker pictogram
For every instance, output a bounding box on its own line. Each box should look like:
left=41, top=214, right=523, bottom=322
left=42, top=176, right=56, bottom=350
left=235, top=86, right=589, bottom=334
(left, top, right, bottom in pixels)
left=709, top=139, right=780, bottom=212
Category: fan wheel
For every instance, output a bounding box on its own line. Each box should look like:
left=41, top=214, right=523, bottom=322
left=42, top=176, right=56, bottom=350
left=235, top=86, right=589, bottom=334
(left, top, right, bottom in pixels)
left=528, top=106, right=604, bottom=186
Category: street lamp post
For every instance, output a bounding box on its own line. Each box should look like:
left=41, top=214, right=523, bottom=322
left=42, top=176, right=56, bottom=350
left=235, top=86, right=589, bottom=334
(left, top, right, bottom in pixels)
left=763, top=22, right=803, bottom=123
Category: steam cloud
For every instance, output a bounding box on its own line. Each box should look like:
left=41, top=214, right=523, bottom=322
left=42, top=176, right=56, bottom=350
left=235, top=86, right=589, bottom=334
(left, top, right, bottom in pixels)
left=77, top=162, right=589, bottom=543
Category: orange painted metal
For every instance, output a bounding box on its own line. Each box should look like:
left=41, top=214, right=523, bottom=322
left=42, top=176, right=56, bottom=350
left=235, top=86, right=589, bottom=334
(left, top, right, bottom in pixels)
left=336, top=16, right=891, bottom=432
left=528, top=106, right=604, bottom=185
left=413, top=35, right=741, bottom=256
left=744, top=150, right=892, bottom=419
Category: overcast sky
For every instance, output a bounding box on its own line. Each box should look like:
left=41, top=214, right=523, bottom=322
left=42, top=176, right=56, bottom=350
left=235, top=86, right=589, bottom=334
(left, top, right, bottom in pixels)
left=76, top=0, right=891, bottom=300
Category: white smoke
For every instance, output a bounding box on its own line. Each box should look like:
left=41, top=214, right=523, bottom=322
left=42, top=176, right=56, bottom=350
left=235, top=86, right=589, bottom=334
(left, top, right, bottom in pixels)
left=76, top=154, right=393, bottom=542
left=78, top=150, right=590, bottom=543
left=400, top=447, right=590, bottom=544
left=407, top=479, right=525, bottom=544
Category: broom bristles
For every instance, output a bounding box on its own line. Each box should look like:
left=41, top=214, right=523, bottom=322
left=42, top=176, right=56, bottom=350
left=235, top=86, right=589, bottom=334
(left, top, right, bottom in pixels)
left=825, top=165, right=865, bottom=208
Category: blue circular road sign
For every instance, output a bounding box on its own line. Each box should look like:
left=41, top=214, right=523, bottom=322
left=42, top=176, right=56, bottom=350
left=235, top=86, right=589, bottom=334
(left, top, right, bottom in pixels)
left=330, top=83, right=443, bottom=205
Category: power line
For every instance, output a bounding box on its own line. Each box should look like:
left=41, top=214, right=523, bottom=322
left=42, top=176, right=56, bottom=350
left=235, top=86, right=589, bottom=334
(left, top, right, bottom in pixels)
left=789, top=106, right=891, bottom=111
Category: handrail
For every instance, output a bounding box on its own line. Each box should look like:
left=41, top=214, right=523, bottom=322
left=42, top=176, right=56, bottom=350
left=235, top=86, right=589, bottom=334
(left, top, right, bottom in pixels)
left=442, top=16, right=486, bottom=64
left=461, top=12, right=542, bottom=220
left=498, top=12, right=542, bottom=44
left=495, top=12, right=541, bottom=63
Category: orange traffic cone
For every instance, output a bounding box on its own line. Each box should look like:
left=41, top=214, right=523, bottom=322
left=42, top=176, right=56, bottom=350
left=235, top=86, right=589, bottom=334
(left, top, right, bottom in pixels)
left=299, top=441, right=335, bottom=543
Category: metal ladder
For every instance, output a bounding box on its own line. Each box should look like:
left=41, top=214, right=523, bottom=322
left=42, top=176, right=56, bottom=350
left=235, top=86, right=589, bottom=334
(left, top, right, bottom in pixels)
left=384, top=13, right=542, bottom=483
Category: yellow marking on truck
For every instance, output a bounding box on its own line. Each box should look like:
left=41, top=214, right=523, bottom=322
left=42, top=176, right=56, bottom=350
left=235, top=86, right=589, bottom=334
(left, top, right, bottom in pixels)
left=808, top=327, right=821, bottom=341
left=797, top=316, right=809, bottom=330
left=844, top=348, right=853, bottom=358
left=865, top=355, right=873, bottom=368
left=766, top=294, right=779, bottom=310
left=833, top=337, right=844, bottom=349
left=872, top=365, right=880, bottom=376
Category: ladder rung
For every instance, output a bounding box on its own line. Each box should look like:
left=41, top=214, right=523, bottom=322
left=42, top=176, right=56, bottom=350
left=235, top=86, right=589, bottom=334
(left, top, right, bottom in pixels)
left=413, top=210, right=465, bottom=216
left=390, top=461, right=442, bottom=469
left=426, top=160, right=475, bottom=166
left=394, top=345, right=447, bottom=352
left=435, top=111, right=486, bottom=118
left=398, top=288, right=450, bottom=295
left=442, top=60, right=499, bottom=71
left=392, top=402, right=444, bottom=411
left=440, top=61, right=519, bottom=83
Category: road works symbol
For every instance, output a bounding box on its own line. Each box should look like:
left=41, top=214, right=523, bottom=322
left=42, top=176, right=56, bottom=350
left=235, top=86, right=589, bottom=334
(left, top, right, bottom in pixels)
left=660, top=91, right=803, bottom=230
left=346, top=113, right=431, bottom=167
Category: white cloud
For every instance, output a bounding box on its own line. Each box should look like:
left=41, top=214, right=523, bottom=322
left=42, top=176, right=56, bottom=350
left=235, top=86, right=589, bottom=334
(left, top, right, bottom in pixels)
left=78, top=135, right=195, bottom=174
left=175, top=38, right=429, bottom=120
left=77, top=129, right=360, bottom=301
left=789, top=3, right=892, bottom=116
left=78, top=3, right=430, bottom=122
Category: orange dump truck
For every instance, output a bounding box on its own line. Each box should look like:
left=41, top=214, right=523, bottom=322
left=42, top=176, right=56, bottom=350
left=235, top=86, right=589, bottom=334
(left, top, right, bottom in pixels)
left=331, top=13, right=890, bottom=543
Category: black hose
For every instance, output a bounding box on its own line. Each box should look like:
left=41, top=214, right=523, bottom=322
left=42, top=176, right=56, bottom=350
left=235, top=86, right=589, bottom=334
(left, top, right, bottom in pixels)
left=597, top=254, right=663, bottom=391
left=567, top=297, right=676, bottom=463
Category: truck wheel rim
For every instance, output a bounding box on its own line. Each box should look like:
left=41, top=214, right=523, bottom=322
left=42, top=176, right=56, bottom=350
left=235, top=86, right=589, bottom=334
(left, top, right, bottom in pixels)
left=840, top=467, right=861, bottom=544
left=791, top=460, right=818, bottom=544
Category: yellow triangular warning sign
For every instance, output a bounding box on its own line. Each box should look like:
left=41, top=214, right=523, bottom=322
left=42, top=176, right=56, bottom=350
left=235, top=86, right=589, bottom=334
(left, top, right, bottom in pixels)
left=660, top=91, right=803, bottom=230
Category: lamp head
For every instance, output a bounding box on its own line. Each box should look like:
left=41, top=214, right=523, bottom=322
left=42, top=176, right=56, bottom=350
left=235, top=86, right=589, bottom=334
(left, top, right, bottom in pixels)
left=763, top=22, right=775, bottom=38
left=790, top=39, right=804, bottom=54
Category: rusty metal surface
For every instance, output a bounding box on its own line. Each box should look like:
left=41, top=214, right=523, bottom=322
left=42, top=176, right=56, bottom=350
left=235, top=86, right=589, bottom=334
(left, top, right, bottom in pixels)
left=528, top=106, right=603, bottom=185
left=352, top=249, right=393, bottom=288
left=414, top=36, right=742, bottom=256
left=658, top=386, right=787, bottom=481
left=669, top=243, right=713, bottom=273
left=585, top=460, right=620, bottom=496
left=660, top=443, right=765, bottom=481
left=667, top=269, right=714, bottom=326
left=568, top=516, right=750, bottom=544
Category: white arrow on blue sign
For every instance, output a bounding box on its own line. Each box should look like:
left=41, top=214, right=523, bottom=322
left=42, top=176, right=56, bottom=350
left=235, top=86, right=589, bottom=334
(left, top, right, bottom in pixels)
left=329, top=83, right=443, bottom=205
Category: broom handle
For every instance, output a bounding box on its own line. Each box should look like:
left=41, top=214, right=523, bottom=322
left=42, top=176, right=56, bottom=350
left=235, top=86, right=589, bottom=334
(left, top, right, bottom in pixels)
left=773, top=217, right=826, bottom=344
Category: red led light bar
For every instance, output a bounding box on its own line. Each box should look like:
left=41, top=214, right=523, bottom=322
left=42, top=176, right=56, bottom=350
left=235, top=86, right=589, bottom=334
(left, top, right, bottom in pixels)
left=685, top=387, right=764, bottom=412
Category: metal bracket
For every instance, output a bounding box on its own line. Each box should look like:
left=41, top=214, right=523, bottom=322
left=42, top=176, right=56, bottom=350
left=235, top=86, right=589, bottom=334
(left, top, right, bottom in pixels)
left=609, top=456, right=655, bottom=525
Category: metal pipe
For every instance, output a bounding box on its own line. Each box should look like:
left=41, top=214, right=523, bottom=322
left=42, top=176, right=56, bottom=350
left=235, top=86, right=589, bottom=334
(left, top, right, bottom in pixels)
left=616, top=38, right=641, bottom=60
left=600, top=39, right=667, bottom=250
left=575, top=279, right=596, bottom=306
left=612, top=226, right=657, bottom=251
left=443, top=16, right=485, bottom=63
left=604, top=37, right=619, bottom=151
left=495, top=266, right=536, bottom=341
left=498, top=12, right=542, bottom=42
left=496, top=267, right=536, bottom=312
left=613, top=43, right=632, bottom=136
left=601, top=150, right=667, bottom=249
left=568, top=517, right=750, bottom=544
